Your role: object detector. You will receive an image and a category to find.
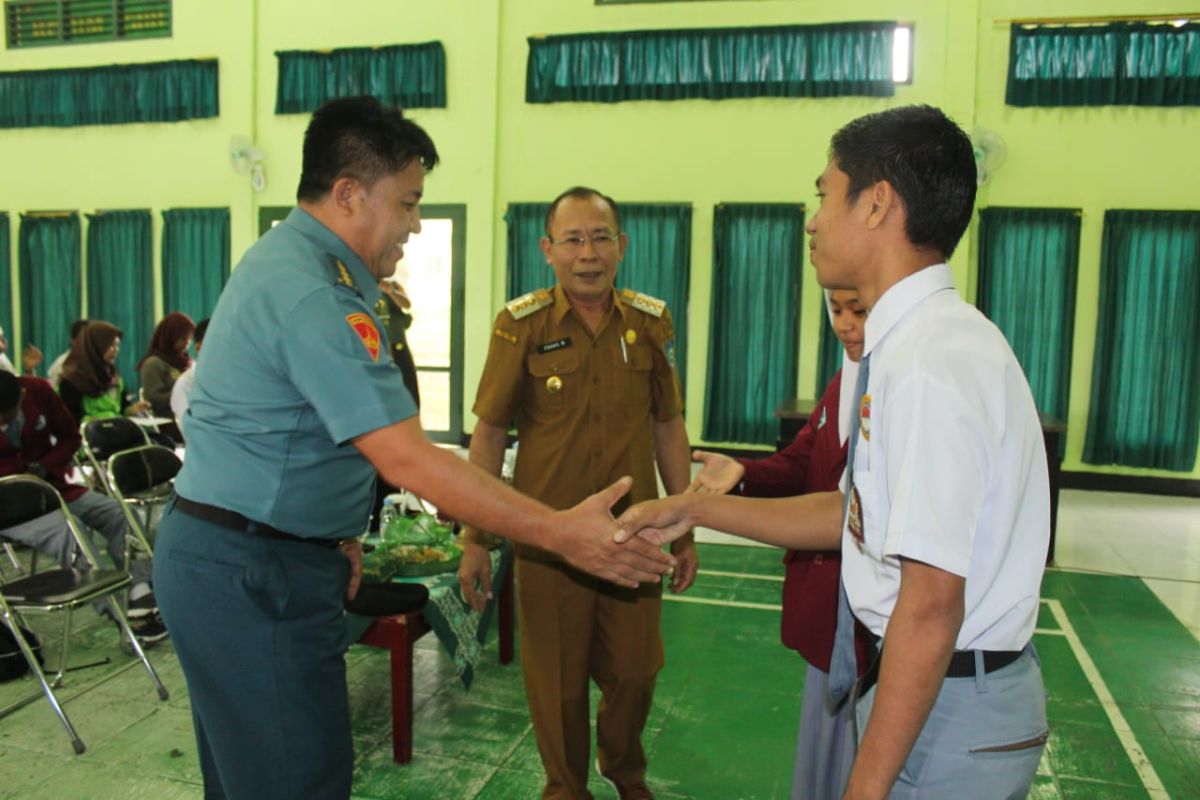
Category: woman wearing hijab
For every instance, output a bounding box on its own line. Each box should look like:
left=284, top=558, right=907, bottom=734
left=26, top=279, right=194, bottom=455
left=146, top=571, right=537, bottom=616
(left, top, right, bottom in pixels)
left=687, top=288, right=869, bottom=800
left=138, top=313, right=195, bottom=419
left=58, top=321, right=149, bottom=425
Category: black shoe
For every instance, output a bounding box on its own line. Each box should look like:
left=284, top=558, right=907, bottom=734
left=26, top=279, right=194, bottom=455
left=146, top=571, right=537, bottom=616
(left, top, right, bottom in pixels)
left=127, top=592, right=158, bottom=619
left=129, top=613, right=170, bottom=646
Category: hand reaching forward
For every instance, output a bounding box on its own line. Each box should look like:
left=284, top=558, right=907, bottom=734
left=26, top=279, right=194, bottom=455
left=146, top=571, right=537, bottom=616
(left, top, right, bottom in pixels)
left=554, top=476, right=676, bottom=588
left=615, top=494, right=696, bottom=549
left=685, top=450, right=744, bottom=495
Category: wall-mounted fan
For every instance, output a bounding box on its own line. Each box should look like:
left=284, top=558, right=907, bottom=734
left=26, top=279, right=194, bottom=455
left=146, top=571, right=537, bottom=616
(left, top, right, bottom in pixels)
left=972, top=128, right=1007, bottom=186
left=228, top=136, right=262, bottom=175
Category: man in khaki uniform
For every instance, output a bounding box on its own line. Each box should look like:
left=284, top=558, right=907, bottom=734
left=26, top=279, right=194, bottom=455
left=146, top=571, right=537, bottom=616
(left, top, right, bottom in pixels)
left=459, top=186, right=697, bottom=800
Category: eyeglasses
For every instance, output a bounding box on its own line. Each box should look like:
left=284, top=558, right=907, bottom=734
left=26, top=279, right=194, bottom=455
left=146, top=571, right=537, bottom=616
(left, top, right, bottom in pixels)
left=548, top=232, right=620, bottom=252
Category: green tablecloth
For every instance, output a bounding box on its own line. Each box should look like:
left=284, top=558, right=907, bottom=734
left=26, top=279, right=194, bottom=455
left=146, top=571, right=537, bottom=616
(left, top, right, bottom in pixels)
left=346, top=541, right=512, bottom=690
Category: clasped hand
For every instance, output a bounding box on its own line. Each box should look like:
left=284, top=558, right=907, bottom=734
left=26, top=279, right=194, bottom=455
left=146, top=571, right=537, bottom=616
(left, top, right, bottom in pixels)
left=614, top=450, right=742, bottom=546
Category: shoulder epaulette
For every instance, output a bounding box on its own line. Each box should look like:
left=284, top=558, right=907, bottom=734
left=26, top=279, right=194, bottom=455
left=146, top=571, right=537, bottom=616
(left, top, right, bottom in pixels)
left=621, top=289, right=666, bottom=318
left=332, top=259, right=358, bottom=291
left=506, top=289, right=553, bottom=320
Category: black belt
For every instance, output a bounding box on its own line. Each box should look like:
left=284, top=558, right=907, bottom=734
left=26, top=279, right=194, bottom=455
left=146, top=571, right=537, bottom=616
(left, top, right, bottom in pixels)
left=175, top=497, right=341, bottom=550
left=859, top=634, right=1023, bottom=695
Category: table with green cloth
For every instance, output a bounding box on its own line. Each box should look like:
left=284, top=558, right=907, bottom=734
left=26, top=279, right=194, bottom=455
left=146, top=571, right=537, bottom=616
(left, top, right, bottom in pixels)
left=345, top=541, right=514, bottom=765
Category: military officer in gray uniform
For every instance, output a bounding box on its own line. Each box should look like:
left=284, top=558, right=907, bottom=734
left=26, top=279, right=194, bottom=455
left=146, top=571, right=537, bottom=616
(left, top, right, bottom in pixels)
left=153, top=96, right=674, bottom=800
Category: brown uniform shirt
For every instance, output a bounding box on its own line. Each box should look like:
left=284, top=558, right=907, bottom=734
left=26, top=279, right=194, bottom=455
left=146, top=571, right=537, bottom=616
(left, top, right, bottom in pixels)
left=473, top=285, right=684, bottom=556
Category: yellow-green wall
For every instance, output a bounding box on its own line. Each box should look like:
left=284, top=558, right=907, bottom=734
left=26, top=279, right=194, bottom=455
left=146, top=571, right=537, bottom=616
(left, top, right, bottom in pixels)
left=1, top=0, right=1196, bottom=479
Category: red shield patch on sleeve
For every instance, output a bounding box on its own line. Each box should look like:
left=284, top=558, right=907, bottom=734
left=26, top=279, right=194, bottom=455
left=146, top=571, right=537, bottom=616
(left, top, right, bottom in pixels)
left=345, top=313, right=381, bottom=362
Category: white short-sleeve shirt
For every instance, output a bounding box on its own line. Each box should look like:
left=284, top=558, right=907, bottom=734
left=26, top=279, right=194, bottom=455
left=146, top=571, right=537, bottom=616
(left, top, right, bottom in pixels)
left=842, top=264, right=1049, bottom=651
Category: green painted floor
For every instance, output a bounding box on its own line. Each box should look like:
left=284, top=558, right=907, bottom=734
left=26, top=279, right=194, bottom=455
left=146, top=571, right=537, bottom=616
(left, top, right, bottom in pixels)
left=1, top=543, right=1198, bottom=799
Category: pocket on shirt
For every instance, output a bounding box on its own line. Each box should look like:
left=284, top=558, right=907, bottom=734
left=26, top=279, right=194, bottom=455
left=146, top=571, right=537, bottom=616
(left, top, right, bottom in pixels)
left=526, top=348, right=581, bottom=409
left=612, top=343, right=653, bottom=412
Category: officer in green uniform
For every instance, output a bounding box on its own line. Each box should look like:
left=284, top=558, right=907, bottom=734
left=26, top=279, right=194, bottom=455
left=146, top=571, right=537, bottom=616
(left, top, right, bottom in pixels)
left=154, top=100, right=674, bottom=800
left=459, top=187, right=698, bottom=800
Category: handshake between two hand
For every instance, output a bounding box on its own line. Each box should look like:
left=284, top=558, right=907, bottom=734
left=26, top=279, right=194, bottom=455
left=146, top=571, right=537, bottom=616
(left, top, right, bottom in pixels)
left=557, top=450, right=741, bottom=590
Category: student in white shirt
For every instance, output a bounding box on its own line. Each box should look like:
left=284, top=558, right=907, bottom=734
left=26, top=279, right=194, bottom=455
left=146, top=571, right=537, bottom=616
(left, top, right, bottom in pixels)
left=620, top=104, right=1049, bottom=799
left=171, top=318, right=209, bottom=435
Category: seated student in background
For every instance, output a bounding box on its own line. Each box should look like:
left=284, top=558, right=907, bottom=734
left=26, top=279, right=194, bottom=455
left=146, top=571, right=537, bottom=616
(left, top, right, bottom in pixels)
left=47, top=319, right=89, bottom=389
left=170, top=318, right=209, bottom=435
left=58, top=320, right=150, bottom=426
left=138, top=312, right=195, bottom=420
left=0, top=323, right=41, bottom=376
left=0, top=370, right=166, bottom=643
left=688, top=288, right=869, bottom=800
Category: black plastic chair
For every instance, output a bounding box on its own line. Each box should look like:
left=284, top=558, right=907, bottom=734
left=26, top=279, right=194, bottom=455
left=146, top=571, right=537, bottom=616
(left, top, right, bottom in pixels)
left=0, top=475, right=168, bottom=755
left=78, top=418, right=150, bottom=494
left=104, top=445, right=183, bottom=559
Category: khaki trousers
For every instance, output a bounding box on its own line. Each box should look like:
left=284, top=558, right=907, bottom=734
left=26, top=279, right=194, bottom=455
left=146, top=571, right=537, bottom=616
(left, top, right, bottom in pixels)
left=516, top=556, right=664, bottom=800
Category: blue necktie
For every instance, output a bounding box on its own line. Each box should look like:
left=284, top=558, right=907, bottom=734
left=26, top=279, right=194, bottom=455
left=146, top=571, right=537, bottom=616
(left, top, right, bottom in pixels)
left=828, top=353, right=870, bottom=704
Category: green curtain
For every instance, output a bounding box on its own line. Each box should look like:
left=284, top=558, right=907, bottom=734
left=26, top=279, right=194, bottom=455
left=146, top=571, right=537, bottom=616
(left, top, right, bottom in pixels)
left=87, top=211, right=153, bottom=394
left=504, top=202, right=693, bottom=386
left=1084, top=210, right=1200, bottom=471
left=0, top=213, right=10, bottom=340
left=0, top=59, right=218, bottom=128
left=527, top=22, right=895, bottom=104
left=504, top=203, right=552, bottom=301
left=703, top=204, right=803, bottom=445
left=162, top=208, right=230, bottom=323
left=1007, top=22, right=1200, bottom=107
left=18, top=214, right=80, bottom=371
left=815, top=294, right=842, bottom=393
left=976, top=208, right=1081, bottom=436
left=276, top=43, right=446, bottom=113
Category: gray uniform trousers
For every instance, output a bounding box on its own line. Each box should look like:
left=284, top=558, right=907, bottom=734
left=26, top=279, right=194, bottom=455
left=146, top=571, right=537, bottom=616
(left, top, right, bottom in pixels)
left=2, top=489, right=151, bottom=584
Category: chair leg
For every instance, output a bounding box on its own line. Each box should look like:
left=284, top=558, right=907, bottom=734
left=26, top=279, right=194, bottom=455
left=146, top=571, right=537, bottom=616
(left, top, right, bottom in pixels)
left=0, top=612, right=86, bottom=754
left=102, top=597, right=169, bottom=702
left=2, top=542, right=23, bottom=574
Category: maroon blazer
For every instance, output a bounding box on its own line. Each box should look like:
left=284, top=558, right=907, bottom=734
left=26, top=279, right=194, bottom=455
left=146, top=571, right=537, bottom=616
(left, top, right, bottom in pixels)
left=738, top=371, right=868, bottom=675
left=0, top=377, right=86, bottom=502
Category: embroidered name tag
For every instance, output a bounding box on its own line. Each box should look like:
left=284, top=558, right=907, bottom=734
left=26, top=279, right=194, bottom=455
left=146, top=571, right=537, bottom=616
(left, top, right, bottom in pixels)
left=537, top=338, right=572, bottom=354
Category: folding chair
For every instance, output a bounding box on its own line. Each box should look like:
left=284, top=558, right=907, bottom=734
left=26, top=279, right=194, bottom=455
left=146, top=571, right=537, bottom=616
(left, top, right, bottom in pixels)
left=104, top=445, right=182, bottom=561
left=78, top=418, right=150, bottom=494
left=0, top=475, right=169, bottom=755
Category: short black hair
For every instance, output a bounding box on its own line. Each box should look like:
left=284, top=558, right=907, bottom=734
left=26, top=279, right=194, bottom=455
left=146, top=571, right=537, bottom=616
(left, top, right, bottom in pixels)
left=69, top=319, right=88, bottom=340
left=194, top=318, right=211, bottom=345
left=296, top=96, right=440, bottom=202
left=545, top=186, right=622, bottom=236
left=830, top=105, right=976, bottom=259
left=0, top=370, right=18, bottom=412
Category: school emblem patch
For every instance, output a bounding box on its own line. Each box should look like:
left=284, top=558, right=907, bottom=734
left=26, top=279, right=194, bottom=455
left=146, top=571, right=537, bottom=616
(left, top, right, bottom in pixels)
left=859, top=393, right=872, bottom=441
left=848, top=487, right=865, bottom=549
left=345, top=313, right=381, bottom=361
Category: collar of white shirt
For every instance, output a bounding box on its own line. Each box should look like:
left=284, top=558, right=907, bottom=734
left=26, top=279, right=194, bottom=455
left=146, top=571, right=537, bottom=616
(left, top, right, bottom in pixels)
left=863, top=263, right=956, bottom=357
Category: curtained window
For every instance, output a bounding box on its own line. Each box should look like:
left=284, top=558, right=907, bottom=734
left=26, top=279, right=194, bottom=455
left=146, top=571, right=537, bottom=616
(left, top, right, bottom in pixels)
left=703, top=204, right=803, bottom=445
left=1084, top=210, right=1200, bottom=470
left=504, top=202, right=693, bottom=387
left=0, top=213, right=10, bottom=339
left=1007, top=21, right=1200, bottom=107
left=19, top=214, right=80, bottom=370
left=976, top=208, right=1081, bottom=437
left=526, top=22, right=895, bottom=104
left=162, top=208, right=231, bottom=323
left=815, top=293, right=842, bottom=393
left=86, top=210, right=153, bottom=394
left=275, top=43, right=447, bottom=113
left=0, top=59, right=218, bottom=128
